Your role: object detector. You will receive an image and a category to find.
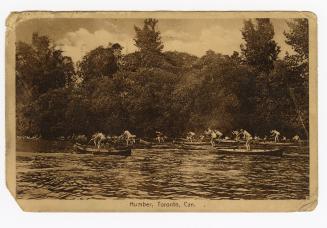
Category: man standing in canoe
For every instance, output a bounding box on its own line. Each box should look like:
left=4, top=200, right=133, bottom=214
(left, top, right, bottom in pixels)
left=240, top=129, right=253, bottom=151
left=270, top=130, right=281, bottom=142
left=155, top=131, right=166, bottom=143
left=90, top=132, right=106, bottom=149
left=205, top=128, right=218, bottom=147
left=121, top=130, right=136, bottom=146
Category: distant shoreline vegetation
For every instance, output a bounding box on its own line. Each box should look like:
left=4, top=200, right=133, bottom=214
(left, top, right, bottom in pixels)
left=16, top=18, right=309, bottom=139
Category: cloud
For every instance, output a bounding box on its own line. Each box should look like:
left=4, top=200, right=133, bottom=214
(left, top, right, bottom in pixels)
left=162, top=21, right=292, bottom=57
left=272, top=20, right=294, bottom=56
left=163, top=25, right=243, bottom=56
left=56, top=28, right=136, bottom=63
left=161, top=29, right=194, bottom=42
left=56, top=20, right=292, bottom=63
left=58, top=24, right=244, bottom=63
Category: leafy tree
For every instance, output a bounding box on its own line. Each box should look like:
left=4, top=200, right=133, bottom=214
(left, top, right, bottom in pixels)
left=16, top=18, right=310, bottom=139
left=16, top=33, right=75, bottom=101
left=284, top=19, right=308, bottom=62
left=179, top=51, right=255, bottom=134
left=283, top=19, right=309, bottom=138
left=17, top=87, right=72, bottom=138
left=16, top=33, right=75, bottom=137
left=64, top=88, right=92, bottom=136
left=284, top=18, right=309, bottom=80
left=36, top=88, right=72, bottom=138
left=124, top=68, right=179, bottom=136
left=241, top=19, right=280, bottom=74
left=240, top=19, right=283, bottom=134
left=121, top=52, right=142, bottom=72
left=134, top=18, right=165, bottom=67
left=163, top=51, right=198, bottom=74
left=77, top=43, right=123, bottom=83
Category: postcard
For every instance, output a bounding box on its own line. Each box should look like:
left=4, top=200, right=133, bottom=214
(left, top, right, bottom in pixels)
left=6, top=11, right=317, bottom=211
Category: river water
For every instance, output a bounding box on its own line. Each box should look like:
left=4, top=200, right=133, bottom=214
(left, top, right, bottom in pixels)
left=16, top=140, right=309, bottom=200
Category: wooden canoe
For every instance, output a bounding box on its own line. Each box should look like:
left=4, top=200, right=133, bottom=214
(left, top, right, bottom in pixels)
left=215, top=148, right=283, bottom=156
left=180, top=141, right=210, bottom=146
left=74, top=143, right=132, bottom=156
left=256, top=141, right=297, bottom=146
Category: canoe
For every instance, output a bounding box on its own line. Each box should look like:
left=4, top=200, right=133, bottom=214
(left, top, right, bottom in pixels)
left=74, top=143, right=132, bottom=156
left=215, top=148, right=283, bottom=156
left=181, top=141, right=210, bottom=146
left=179, top=139, right=240, bottom=145
left=256, top=141, right=297, bottom=146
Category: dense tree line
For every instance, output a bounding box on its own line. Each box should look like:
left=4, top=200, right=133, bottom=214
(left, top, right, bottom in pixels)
left=16, top=18, right=309, bottom=139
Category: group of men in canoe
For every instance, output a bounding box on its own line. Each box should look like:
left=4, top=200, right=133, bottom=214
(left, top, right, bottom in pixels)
left=185, top=128, right=301, bottom=150
left=74, top=130, right=137, bottom=149
left=73, top=127, right=302, bottom=150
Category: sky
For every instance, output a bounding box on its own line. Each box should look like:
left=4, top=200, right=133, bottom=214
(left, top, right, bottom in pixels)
left=16, top=18, right=294, bottom=63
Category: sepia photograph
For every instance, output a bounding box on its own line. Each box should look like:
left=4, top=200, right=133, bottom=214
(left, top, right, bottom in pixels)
left=6, top=11, right=317, bottom=211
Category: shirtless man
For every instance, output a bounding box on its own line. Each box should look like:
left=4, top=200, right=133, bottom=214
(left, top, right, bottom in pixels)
left=204, top=128, right=218, bottom=147
left=232, top=130, right=241, bottom=141
left=155, top=131, right=165, bottom=143
left=292, top=135, right=300, bottom=142
left=122, top=130, right=136, bottom=146
left=240, top=129, right=252, bottom=151
left=90, top=132, right=106, bottom=148
left=214, top=130, right=223, bottom=140
left=270, top=130, right=281, bottom=143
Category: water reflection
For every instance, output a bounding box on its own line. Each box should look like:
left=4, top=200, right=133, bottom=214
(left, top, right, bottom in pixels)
left=16, top=143, right=309, bottom=200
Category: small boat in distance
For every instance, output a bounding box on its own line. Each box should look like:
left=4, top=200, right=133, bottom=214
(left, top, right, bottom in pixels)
left=215, top=148, right=283, bottom=156
left=73, top=143, right=132, bottom=156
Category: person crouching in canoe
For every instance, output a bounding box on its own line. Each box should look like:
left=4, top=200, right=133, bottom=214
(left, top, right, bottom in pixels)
left=240, top=129, right=252, bottom=151
left=270, top=130, right=281, bottom=142
left=214, top=130, right=223, bottom=141
left=90, top=132, right=106, bottom=149
left=292, top=135, right=300, bottom=142
left=232, top=130, right=241, bottom=141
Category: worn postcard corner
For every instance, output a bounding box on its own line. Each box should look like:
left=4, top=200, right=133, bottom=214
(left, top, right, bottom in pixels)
left=6, top=11, right=317, bottom=212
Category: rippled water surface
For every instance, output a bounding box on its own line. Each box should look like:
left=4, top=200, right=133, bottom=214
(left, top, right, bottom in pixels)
left=16, top=140, right=309, bottom=200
